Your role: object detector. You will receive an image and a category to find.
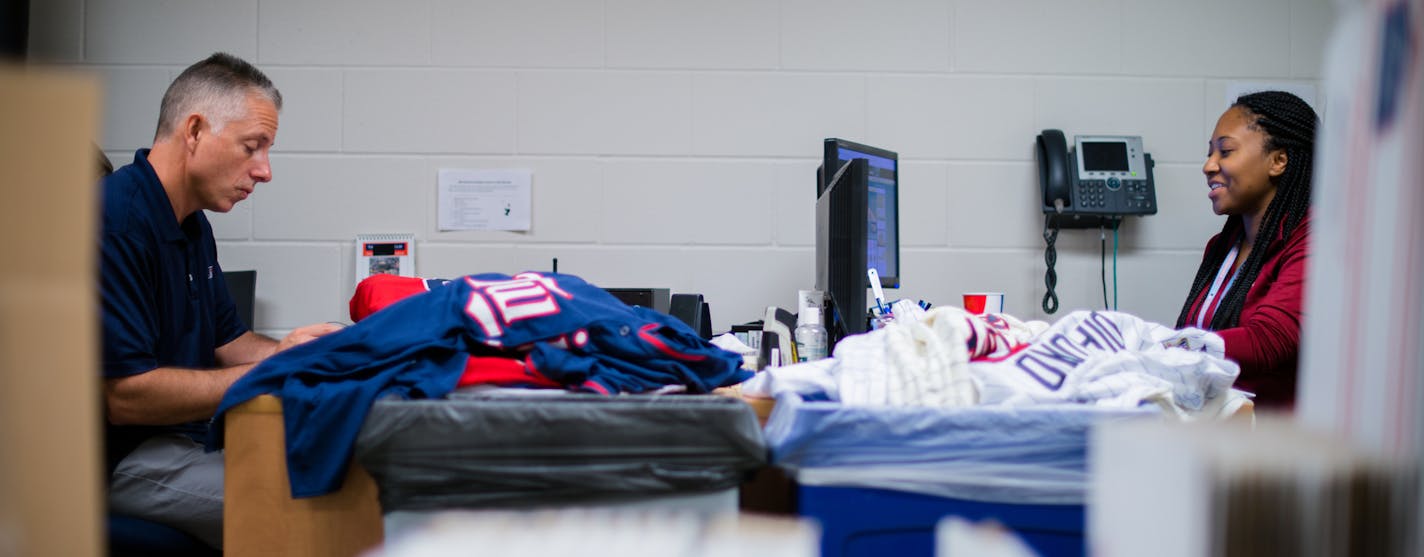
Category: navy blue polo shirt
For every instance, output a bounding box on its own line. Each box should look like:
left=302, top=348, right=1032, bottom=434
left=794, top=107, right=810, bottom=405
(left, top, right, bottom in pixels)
left=101, top=149, right=247, bottom=468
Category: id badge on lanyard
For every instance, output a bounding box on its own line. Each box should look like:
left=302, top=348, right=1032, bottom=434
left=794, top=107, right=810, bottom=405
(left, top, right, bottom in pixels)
left=1195, top=243, right=1240, bottom=329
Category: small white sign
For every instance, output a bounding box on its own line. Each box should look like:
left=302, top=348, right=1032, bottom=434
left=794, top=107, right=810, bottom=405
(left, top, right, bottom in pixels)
left=355, top=233, right=416, bottom=284
left=438, top=168, right=532, bottom=231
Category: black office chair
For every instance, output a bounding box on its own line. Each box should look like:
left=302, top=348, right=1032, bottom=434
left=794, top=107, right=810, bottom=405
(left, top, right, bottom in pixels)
left=224, top=269, right=257, bottom=330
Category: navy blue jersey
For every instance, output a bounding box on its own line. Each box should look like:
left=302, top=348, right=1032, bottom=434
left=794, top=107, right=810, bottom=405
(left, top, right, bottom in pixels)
left=213, top=272, right=749, bottom=498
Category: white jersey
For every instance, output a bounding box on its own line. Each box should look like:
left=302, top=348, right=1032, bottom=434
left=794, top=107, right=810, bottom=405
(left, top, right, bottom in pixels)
left=967, top=311, right=1238, bottom=416
left=825, top=308, right=1239, bottom=418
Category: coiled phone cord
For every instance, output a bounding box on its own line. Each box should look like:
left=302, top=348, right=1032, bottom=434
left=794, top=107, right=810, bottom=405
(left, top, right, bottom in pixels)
left=1041, top=214, right=1060, bottom=314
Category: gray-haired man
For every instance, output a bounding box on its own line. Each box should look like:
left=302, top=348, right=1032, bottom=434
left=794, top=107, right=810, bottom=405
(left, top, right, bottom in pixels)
left=100, top=52, right=339, bottom=548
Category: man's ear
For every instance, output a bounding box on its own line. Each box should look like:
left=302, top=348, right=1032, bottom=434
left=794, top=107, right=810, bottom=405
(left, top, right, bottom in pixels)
left=1268, top=149, right=1289, bottom=177
left=182, top=113, right=206, bottom=154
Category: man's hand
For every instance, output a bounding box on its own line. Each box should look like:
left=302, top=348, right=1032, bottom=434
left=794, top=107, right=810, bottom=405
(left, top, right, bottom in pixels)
left=276, top=322, right=344, bottom=353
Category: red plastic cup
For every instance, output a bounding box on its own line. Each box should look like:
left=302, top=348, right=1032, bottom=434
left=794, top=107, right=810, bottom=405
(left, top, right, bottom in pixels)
left=963, top=292, right=1005, bottom=315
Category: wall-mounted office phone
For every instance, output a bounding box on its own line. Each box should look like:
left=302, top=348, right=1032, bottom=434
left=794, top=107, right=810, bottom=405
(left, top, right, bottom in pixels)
left=1036, top=130, right=1157, bottom=227
left=1035, top=130, right=1157, bottom=314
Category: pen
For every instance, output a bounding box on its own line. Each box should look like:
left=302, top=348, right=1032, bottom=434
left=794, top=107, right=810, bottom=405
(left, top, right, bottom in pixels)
left=867, top=268, right=886, bottom=315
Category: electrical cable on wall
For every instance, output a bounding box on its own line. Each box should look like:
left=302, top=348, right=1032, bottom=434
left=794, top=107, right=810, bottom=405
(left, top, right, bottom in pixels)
left=1112, top=223, right=1120, bottom=310
left=1100, top=225, right=1108, bottom=310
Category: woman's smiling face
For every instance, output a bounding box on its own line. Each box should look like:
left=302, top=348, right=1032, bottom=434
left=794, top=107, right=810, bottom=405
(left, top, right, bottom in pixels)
left=1202, top=106, right=1288, bottom=218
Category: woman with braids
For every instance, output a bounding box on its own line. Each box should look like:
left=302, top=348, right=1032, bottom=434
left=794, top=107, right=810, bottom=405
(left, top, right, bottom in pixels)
left=1177, top=90, right=1317, bottom=410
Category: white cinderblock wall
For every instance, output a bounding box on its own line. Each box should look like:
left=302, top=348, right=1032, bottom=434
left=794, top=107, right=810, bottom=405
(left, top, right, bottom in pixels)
left=29, top=0, right=1336, bottom=336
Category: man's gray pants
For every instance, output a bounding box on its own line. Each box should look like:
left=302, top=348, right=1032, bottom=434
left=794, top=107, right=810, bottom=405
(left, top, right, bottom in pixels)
left=109, top=435, right=224, bottom=549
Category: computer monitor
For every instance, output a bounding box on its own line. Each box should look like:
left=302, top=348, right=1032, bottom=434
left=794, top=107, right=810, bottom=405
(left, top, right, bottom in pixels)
left=821, top=138, right=900, bottom=289
left=816, top=158, right=869, bottom=342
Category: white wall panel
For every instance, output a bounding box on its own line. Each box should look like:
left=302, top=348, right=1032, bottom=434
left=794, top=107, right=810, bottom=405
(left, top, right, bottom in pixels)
left=1290, top=0, right=1336, bottom=79
left=91, top=66, right=171, bottom=152
left=262, top=68, right=343, bottom=153
left=1122, top=0, right=1291, bottom=78
left=258, top=0, right=430, bottom=65
left=606, top=0, right=779, bottom=69
left=781, top=0, right=951, bottom=72
left=343, top=69, right=516, bottom=154
left=688, top=162, right=778, bottom=246
left=253, top=155, right=428, bottom=240
left=899, top=162, right=950, bottom=247
left=693, top=73, right=865, bottom=157
left=775, top=161, right=818, bottom=247
left=945, top=162, right=1042, bottom=249
left=596, top=159, right=776, bottom=247
left=207, top=203, right=253, bottom=241
left=518, top=71, right=692, bottom=155
left=955, top=0, right=1122, bottom=75
left=432, top=0, right=603, bottom=68
left=85, top=0, right=257, bottom=63
left=868, top=75, right=1036, bottom=160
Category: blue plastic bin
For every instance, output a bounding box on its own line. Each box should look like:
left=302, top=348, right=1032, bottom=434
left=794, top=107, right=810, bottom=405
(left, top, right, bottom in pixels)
left=797, top=484, right=1084, bottom=557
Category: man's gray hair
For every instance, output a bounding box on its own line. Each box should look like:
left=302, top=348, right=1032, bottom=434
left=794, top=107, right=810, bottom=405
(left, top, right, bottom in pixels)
left=154, top=52, right=282, bottom=140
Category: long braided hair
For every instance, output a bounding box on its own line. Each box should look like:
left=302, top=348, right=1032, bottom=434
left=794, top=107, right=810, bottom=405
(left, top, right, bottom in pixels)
left=1175, top=91, right=1318, bottom=330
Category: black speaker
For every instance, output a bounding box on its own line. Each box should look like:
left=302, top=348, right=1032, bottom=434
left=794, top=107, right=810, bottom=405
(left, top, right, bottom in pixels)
left=669, top=293, right=712, bottom=339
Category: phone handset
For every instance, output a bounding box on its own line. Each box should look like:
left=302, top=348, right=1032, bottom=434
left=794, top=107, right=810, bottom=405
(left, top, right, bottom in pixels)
left=1036, top=129, right=1072, bottom=214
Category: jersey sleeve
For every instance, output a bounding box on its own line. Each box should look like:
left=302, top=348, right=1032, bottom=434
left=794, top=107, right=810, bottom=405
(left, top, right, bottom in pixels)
left=101, top=230, right=161, bottom=378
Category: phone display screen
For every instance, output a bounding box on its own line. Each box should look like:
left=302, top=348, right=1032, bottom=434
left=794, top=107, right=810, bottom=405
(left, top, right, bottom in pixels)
left=1081, top=141, right=1129, bottom=172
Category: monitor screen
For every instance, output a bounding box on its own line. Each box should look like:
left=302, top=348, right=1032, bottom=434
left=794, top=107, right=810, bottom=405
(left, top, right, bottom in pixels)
left=823, top=139, right=899, bottom=289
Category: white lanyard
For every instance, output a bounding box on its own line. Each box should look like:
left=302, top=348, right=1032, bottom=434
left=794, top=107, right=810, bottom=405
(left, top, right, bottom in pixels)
left=1196, top=242, right=1240, bottom=329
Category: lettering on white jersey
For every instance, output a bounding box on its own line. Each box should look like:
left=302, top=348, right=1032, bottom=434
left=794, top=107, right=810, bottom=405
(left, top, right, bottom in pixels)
left=1012, top=311, right=1127, bottom=391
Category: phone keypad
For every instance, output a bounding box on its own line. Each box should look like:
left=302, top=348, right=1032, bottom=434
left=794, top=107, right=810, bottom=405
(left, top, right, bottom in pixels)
left=1077, top=179, right=1109, bottom=209
left=1077, top=178, right=1154, bottom=212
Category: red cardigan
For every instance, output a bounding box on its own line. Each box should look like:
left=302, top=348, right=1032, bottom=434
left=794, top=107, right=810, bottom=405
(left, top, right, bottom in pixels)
left=1185, top=213, right=1311, bottom=409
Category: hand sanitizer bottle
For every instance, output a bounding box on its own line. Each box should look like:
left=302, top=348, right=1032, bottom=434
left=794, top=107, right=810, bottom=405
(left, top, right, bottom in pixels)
left=794, top=307, right=828, bottom=362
